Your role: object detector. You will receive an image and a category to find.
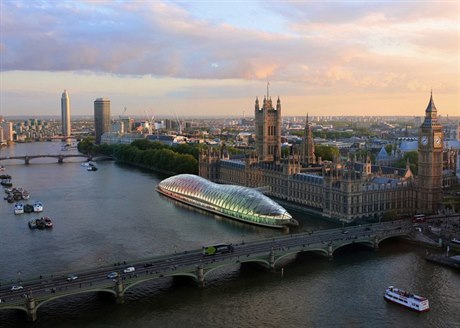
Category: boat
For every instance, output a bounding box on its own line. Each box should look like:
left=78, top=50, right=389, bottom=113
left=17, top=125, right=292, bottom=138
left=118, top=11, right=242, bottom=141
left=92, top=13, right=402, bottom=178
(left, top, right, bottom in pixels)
left=384, top=286, right=430, bottom=312
left=43, top=217, right=53, bottom=228
left=81, top=161, right=96, bottom=167
left=157, top=174, right=298, bottom=229
left=451, top=238, right=460, bottom=245
left=14, top=203, right=24, bottom=215
left=87, top=165, right=98, bottom=171
left=24, top=204, right=34, bottom=213
left=1, top=179, right=13, bottom=187
left=28, top=219, right=37, bottom=229
left=35, top=218, right=46, bottom=229
left=22, top=191, right=30, bottom=200
left=33, top=201, right=43, bottom=212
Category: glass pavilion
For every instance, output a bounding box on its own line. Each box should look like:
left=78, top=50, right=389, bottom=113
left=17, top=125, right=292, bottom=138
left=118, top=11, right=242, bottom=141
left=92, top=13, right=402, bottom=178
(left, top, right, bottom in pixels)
left=157, top=174, right=298, bottom=228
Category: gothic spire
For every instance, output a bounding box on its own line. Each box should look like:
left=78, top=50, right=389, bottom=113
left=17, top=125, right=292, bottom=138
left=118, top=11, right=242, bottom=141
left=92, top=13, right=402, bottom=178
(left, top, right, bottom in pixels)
left=425, top=90, right=437, bottom=115
left=421, top=91, right=440, bottom=127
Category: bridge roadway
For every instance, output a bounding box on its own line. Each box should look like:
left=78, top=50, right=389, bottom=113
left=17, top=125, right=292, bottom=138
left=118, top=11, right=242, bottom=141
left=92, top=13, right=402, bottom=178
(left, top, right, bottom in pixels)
left=0, top=220, right=413, bottom=321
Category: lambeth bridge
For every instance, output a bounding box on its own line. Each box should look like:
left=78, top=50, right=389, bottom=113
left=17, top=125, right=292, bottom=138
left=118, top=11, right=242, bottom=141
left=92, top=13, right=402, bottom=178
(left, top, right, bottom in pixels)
left=0, top=154, right=111, bottom=164
left=0, top=220, right=414, bottom=321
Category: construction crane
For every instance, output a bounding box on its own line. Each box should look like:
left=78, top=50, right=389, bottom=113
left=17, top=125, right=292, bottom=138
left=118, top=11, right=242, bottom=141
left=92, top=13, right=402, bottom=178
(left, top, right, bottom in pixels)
left=117, top=107, right=128, bottom=133
left=119, top=106, right=127, bottom=119
left=174, top=112, right=183, bottom=135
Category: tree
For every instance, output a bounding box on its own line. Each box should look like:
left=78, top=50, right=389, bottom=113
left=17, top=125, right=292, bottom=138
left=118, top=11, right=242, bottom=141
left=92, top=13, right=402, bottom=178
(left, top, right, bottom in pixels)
left=394, top=151, right=418, bottom=174
left=315, top=145, right=339, bottom=161
left=385, top=144, right=393, bottom=155
left=77, top=138, right=95, bottom=155
left=131, top=139, right=154, bottom=151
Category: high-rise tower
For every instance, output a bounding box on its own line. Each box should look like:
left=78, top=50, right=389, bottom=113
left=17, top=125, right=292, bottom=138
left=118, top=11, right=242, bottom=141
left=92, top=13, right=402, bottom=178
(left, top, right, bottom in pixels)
left=61, top=90, right=71, bottom=137
left=254, top=84, right=282, bottom=162
left=417, top=92, right=443, bottom=213
left=94, top=98, right=111, bottom=144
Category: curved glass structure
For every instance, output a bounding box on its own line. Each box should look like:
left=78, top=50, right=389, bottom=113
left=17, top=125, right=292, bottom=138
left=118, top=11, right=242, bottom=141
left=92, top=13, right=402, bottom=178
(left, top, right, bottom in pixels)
left=157, top=174, right=297, bottom=229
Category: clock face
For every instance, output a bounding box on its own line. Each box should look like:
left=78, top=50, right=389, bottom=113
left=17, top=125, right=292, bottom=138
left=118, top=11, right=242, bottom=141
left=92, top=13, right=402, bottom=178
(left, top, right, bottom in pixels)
left=434, top=133, right=442, bottom=148
left=420, top=136, right=428, bottom=146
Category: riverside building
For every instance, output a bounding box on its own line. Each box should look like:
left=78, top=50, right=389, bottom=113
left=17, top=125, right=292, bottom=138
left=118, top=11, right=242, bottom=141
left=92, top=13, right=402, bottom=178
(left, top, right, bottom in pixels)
left=200, top=91, right=454, bottom=223
left=61, top=90, right=71, bottom=137
left=94, top=98, right=111, bottom=144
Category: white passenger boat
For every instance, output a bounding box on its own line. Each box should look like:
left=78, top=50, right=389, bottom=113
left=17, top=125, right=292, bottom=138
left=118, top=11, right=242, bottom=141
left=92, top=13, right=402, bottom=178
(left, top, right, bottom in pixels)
left=33, top=201, right=43, bottom=212
left=384, top=286, right=430, bottom=312
left=14, top=203, right=24, bottom=215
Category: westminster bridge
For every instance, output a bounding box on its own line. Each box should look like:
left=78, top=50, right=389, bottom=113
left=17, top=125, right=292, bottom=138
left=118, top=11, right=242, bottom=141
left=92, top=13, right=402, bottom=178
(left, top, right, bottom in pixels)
left=0, top=220, right=414, bottom=322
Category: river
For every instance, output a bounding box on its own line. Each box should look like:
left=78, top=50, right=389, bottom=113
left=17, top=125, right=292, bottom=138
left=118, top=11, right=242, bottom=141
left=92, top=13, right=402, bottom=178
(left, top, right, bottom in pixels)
left=0, top=142, right=459, bottom=328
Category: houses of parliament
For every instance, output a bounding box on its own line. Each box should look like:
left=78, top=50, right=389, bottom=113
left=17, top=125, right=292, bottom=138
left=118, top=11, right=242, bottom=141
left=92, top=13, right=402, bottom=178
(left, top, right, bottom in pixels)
left=199, top=91, right=456, bottom=223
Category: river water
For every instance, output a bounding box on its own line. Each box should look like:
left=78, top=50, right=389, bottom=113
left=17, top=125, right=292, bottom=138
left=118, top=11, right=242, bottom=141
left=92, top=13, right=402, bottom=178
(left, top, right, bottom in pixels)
left=0, top=142, right=459, bottom=328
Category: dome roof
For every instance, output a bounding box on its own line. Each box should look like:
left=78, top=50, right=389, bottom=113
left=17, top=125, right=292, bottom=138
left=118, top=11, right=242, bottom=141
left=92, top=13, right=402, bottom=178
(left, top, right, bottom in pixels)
left=158, top=174, right=296, bottom=228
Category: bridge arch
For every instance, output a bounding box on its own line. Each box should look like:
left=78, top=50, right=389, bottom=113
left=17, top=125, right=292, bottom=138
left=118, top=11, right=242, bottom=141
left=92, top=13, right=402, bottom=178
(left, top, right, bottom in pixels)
left=122, top=273, right=197, bottom=294
left=35, top=288, right=117, bottom=312
left=0, top=305, right=28, bottom=316
left=376, top=233, right=411, bottom=246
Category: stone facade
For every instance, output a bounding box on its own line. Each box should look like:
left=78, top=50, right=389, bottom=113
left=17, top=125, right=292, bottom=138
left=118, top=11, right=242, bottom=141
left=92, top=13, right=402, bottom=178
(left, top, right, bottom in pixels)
left=199, top=93, right=452, bottom=223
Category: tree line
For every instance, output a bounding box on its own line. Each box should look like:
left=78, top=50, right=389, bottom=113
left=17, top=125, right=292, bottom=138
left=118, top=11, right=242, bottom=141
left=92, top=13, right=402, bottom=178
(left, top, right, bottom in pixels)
left=78, top=138, right=201, bottom=174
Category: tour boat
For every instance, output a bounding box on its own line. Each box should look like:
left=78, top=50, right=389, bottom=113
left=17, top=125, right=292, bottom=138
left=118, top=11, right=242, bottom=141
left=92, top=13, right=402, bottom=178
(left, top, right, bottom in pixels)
left=33, top=201, right=43, bottom=212
left=384, top=286, right=430, bottom=312
left=14, top=203, right=24, bottom=215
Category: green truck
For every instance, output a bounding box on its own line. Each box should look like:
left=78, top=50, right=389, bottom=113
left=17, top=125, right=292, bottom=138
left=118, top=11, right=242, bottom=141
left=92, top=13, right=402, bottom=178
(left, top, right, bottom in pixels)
left=202, top=243, right=234, bottom=256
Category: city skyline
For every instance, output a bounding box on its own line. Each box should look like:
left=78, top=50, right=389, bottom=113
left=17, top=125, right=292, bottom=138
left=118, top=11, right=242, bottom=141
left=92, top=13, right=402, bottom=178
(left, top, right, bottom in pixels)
left=1, top=1, right=459, bottom=117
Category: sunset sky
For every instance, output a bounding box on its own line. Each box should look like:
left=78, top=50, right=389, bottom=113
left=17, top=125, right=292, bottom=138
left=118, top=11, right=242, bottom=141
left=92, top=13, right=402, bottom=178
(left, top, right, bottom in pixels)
left=1, top=1, right=459, bottom=118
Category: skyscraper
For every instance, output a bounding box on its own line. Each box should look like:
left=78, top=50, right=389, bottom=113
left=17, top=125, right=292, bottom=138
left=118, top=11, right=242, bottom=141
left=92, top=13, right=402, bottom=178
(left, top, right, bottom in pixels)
left=94, top=98, right=111, bottom=144
left=61, top=90, right=71, bottom=136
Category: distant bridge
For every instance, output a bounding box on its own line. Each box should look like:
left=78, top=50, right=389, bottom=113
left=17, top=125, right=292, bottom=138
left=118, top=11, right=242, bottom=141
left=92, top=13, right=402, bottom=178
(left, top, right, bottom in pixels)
left=0, top=220, right=414, bottom=322
left=0, top=154, right=112, bottom=165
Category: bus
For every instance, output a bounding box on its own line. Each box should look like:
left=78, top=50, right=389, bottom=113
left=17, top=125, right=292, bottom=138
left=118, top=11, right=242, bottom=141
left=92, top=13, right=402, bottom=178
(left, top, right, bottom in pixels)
left=412, top=214, right=426, bottom=223
left=202, top=243, right=234, bottom=256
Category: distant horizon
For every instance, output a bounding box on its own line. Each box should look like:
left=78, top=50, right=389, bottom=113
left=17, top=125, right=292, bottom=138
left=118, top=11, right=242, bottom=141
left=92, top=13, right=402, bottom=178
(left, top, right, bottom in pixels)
left=2, top=114, right=460, bottom=121
left=1, top=2, right=459, bottom=117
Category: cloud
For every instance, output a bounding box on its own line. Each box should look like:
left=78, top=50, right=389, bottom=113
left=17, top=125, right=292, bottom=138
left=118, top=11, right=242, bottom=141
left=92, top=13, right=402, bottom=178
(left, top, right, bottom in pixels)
left=0, top=0, right=458, bottom=96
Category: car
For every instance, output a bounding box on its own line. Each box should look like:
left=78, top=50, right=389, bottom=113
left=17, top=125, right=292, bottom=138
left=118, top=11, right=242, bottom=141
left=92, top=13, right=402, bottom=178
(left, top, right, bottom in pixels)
left=67, top=274, right=78, bottom=281
left=10, top=285, right=23, bottom=291
left=123, top=266, right=135, bottom=273
left=143, top=263, right=153, bottom=267
left=341, top=230, right=349, bottom=234
left=107, top=272, right=119, bottom=279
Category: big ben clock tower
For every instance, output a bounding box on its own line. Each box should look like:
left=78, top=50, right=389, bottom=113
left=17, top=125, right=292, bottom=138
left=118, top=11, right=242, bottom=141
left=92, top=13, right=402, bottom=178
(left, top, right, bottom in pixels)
left=417, top=92, right=443, bottom=213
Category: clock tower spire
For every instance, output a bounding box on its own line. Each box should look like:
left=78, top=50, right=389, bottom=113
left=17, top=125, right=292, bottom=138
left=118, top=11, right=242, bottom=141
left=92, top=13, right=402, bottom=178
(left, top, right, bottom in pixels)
left=417, top=92, right=443, bottom=214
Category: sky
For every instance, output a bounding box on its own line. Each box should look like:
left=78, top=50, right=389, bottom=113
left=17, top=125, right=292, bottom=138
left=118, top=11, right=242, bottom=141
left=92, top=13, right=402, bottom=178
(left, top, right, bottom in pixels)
left=0, top=0, right=459, bottom=118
